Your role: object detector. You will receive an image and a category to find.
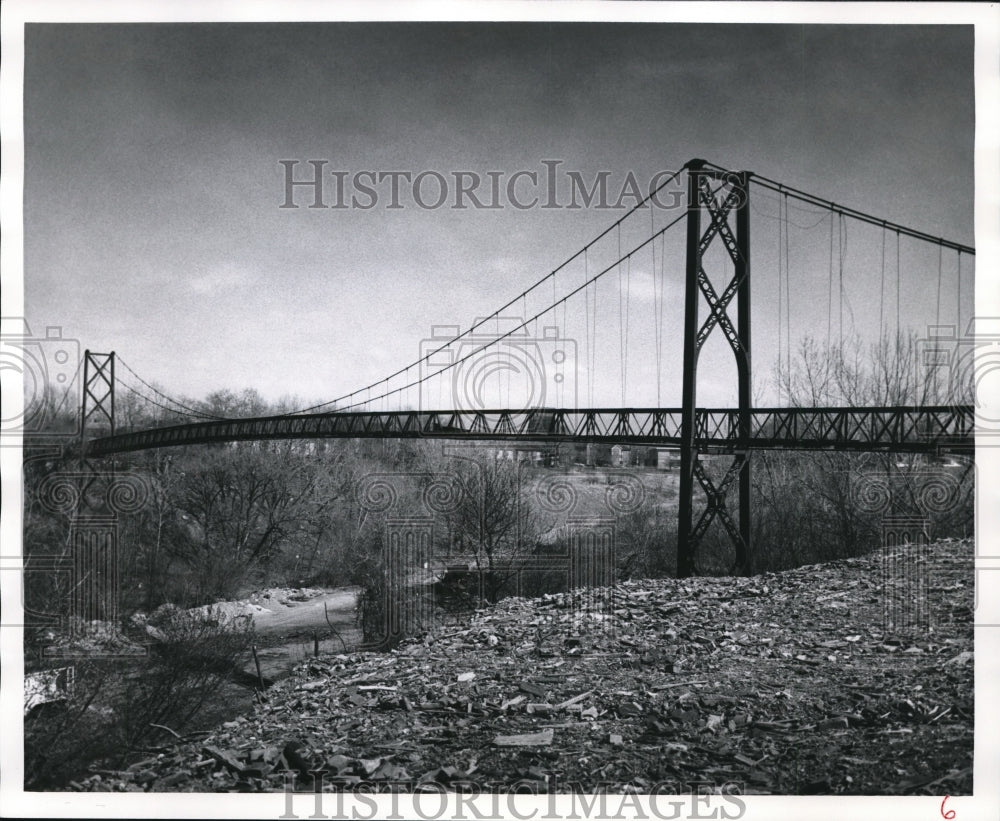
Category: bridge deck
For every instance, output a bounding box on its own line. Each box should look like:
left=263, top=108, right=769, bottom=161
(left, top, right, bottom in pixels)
left=83, top=405, right=974, bottom=456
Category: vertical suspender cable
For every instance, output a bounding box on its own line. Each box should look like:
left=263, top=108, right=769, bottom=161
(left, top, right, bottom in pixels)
left=583, top=250, right=590, bottom=408
left=617, top=223, right=623, bottom=406
left=649, top=216, right=663, bottom=407
left=879, top=225, right=886, bottom=345
left=896, top=231, right=902, bottom=337
left=651, top=218, right=660, bottom=406
left=651, top=202, right=662, bottom=406
left=660, top=230, right=667, bottom=405
left=647, top=200, right=653, bottom=407
left=562, top=273, right=568, bottom=406
left=827, top=213, right=834, bottom=352
left=553, top=271, right=561, bottom=406
left=784, top=192, right=791, bottom=382
left=586, top=248, right=594, bottom=407
left=936, top=244, right=943, bottom=331
left=661, top=231, right=667, bottom=401
left=624, top=221, right=631, bottom=404
left=587, top=247, right=597, bottom=407
left=841, top=217, right=853, bottom=342
left=625, top=252, right=631, bottom=405
left=778, top=194, right=784, bottom=400
left=496, top=314, right=502, bottom=406
left=652, top=217, right=661, bottom=406
left=838, top=213, right=845, bottom=349
left=836, top=212, right=841, bottom=349
left=957, top=252, right=962, bottom=334
left=591, top=249, right=597, bottom=408
left=656, top=227, right=667, bottom=405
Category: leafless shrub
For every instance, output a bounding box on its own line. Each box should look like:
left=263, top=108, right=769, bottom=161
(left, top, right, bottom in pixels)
left=24, top=611, right=254, bottom=789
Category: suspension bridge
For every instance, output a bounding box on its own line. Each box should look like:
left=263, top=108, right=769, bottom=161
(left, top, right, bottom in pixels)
left=52, top=160, right=975, bottom=576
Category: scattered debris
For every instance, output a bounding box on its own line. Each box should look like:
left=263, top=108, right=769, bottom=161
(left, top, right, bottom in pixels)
left=24, top=666, right=74, bottom=715
left=494, top=729, right=554, bottom=747
left=72, top=541, right=972, bottom=795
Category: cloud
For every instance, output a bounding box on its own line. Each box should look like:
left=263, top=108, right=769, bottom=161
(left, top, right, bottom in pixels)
left=188, top=263, right=247, bottom=295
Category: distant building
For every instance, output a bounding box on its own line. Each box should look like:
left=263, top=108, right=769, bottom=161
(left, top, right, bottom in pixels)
left=585, top=443, right=613, bottom=467
left=612, top=444, right=642, bottom=467
left=609, top=445, right=680, bottom=469
left=654, top=447, right=681, bottom=471
left=485, top=444, right=557, bottom=466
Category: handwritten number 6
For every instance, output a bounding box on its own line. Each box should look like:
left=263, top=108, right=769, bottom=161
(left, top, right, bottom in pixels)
left=941, top=795, right=955, bottom=819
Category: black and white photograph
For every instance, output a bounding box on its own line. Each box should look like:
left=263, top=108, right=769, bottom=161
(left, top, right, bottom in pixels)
left=2, top=2, right=998, bottom=818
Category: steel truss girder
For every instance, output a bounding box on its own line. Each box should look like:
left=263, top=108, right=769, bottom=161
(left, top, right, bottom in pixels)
left=81, top=404, right=973, bottom=458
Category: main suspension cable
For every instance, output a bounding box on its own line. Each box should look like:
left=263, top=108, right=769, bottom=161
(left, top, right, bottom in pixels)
left=737, top=170, right=974, bottom=255
left=116, top=354, right=228, bottom=420
left=115, top=377, right=218, bottom=421
left=332, top=210, right=689, bottom=413
left=284, top=167, right=687, bottom=417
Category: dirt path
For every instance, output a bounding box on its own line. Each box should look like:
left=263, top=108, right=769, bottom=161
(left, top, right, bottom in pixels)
left=244, top=588, right=362, bottom=683
left=252, top=587, right=358, bottom=635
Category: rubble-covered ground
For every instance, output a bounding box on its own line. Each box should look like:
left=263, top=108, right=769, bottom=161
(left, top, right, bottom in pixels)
left=72, top=540, right=973, bottom=795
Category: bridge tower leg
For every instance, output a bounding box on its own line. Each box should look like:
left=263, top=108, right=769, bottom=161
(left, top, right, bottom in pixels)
left=677, top=162, right=752, bottom=577
left=66, top=351, right=120, bottom=629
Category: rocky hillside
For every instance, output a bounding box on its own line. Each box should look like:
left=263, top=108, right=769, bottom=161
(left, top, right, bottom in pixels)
left=76, top=540, right=973, bottom=795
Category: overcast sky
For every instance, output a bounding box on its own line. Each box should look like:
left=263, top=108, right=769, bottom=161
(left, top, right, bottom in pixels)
left=21, top=21, right=975, bottom=411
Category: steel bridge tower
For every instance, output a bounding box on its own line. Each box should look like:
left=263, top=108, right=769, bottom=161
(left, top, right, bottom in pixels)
left=677, top=161, right=752, bottom=577
left=81, top=350, right=115, bottom=441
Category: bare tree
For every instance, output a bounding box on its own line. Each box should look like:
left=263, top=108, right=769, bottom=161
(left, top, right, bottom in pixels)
left=171, top=442, right=335, bottom=599
left=439, top=452, right=540, bottom=603
left=778, top=329, right=963, bottom=407
left=753, top=328, right=973, bottom=572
